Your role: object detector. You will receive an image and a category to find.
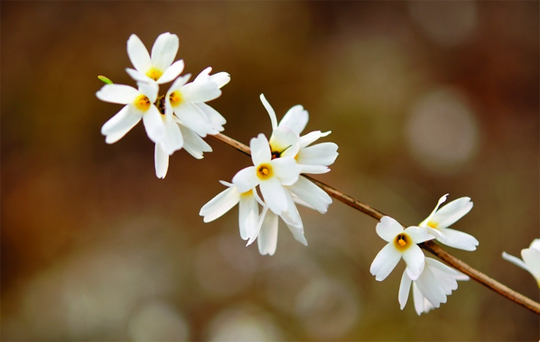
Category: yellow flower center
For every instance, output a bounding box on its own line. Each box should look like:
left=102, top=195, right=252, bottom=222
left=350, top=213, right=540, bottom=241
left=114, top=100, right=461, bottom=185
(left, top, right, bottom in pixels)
left=394, top=233, right=411, bottom=251
left=427, top=221, right=438, bottom=229
left=146, top=67, right=163, bottom=81
left=169, top=90, right=183, bottom=107
left=133, top=95, right=151, bottom=111
left=257, top=163, right=273, bottom=180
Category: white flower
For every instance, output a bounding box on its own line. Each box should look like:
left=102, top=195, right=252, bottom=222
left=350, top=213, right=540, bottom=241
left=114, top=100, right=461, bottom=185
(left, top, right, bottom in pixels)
left=192, top=67, right=230, bottom=133
left=502, top=238, right=540, bottom=288
left=260, top=94, right=339, bottom=174
left=126, top=32, right=185, bottom=85
left=199, top=181, right=260, bottom=241
left=419, top=194, right=479, bottom=251
left=232, top=133, right=301, bottom=216
left=399, top=258, right=469, bottom=315
left=98, top=81, right=165, bottom=144
left=370, top=216, right=435, bottom=281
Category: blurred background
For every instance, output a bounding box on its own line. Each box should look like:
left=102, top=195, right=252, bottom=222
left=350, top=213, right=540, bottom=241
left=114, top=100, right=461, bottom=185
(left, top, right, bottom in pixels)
left=2, top=1, right=539, bottom=340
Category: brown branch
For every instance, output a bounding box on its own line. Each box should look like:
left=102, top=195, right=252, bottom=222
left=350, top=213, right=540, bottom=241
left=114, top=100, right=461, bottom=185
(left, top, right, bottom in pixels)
left=210, top=132, right=540, bottom=315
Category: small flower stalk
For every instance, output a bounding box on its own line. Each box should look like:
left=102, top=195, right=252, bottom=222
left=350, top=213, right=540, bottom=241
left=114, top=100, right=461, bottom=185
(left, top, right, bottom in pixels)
left=97, top=32, right=230, bottom=178
left=200, top=94, right=338, bottom=255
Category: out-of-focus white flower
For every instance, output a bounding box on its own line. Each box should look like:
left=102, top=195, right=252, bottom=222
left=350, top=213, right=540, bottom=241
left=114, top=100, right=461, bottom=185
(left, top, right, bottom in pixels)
left=419, top=194, right=478, bottom=251
left=502, top=238, right=540, bottom=288
left=370, top=216, right=435, bottom=281
left=399, top=257, right=469, bottom=315
left=232, top=133, right=301, bottom=216
left=126, top=32, right=185, bottom=85
left=98, top=82, right=165, bottom=144
left=199, top=181, right=260, bottom=241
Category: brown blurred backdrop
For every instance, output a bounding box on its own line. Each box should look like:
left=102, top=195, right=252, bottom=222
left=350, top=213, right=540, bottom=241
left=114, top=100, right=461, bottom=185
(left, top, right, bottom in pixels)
left=2, top=1, right=539, bottom=340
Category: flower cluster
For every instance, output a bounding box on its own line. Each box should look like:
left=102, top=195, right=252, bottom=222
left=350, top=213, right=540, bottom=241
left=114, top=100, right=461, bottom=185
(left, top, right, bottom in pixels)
left=370, top=195, right=476, bottom=315
left=502, top=238, right=540, bottom=288
left=96, top=33, right=230, bottom=178
left=200, top=94, right=339, bottom=255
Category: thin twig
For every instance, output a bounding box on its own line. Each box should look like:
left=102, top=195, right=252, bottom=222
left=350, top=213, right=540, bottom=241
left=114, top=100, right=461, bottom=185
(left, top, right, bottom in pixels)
left=210, top=132, right=540, bottom=315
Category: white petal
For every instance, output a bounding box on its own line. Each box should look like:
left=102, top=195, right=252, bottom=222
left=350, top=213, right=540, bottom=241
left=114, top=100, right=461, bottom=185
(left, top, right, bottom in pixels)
left=159, top=59, right=185, bottom=84
left=280, top=190, right=303, bottom=230
left=168, top=74, right=191, bottom=92
left=179, top=124, right=212, bottom=159
left=279, top=105, right=308, bottom=135
left=403, top=244, right=426, bottom=280
left=260, top=177, right=287, bottom=214
left=299, top=165, right=330, bottom=174
left=414, top=266, right=446, bottom=307
left=154, top=143, right=169, bottom=179
left=530, top=238, right=540, bottom=252
left=209, top=71, right=231, bottom=88
left=232, top=166, right=259, bottom=193
left=376, top=216, right=404, bottom=242
left=200, top=186, right=240, bottom=222
left=299, top=130, right=331, bottom=148
left=271, top=157, right=301, bottom=186
left=101, top=105, right=142, bottom=142
left=419, top=194, right=448, bottom=227
left=174, top=104, right=213, bottom=137
left=96, top=84, right=139, bottom=104
left=127, top=34, right=151, bottom=74
left=269, top=126, right=299, bottom=158
left=432, top=197, right=473, bottom=228
left=502, top=252, right=529, bottom=272
left=160, top=121, right=184, bottom=155
left=239, top=192, right=259, bottom=240
left=260, top=94, right=278, bottom=130
left=287, top=177, right=332, bottom=214
left=399, top=271, right=412, bottom=310
left=405, top=226, right=435, bottom=244
left=125, top=68, right=154, bottom=84
left=250, top=134, right=271, bottom=166
left=194, top=103, right=226, bottom=132
left=142, top=106, right=166, bottom=143
left=181, top=81, right=221, bottom=103
left=257, top=210, right=279, bottom=256
left=437, top=228, right=478, bottom=251
left=412, top=283, right=427, bottom=315
left=522, top=248, right=540, bottom=283
left=296, top=143, right=339, bottom=166
left=137, top=81, right=159, bottom=103
left=370, top=243, right=401, bottom=281
left=151, top=32, right=179, bottom=73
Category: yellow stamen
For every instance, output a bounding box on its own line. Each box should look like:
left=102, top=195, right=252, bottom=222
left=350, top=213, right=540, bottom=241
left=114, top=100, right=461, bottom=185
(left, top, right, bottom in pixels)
left=427, top=221, right=438, bottom=229
left=134, top=95, right=151, bottom=111
left=169, top=90, right=183, bottom=107
left=394, top=233, right=410, bottom=251
left=146, top=67, right=163, bottom=81
left=256, top=163, right=273, bottom=180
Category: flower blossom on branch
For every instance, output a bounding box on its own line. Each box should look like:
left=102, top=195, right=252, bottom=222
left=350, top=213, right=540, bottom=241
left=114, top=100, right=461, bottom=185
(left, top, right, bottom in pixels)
left=502, top=238, right=540, bottom=288
left=399, top=257, right=469, bottom=315
left=370, top=216, right=434, bottom=281
left=97, top=32, right=230, bottom=179
left=419, top=194, right=479, bottom=251
left=200, top=95, right=338, bottom=255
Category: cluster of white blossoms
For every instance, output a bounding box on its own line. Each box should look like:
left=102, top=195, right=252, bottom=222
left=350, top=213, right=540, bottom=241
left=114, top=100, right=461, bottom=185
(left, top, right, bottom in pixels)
left=96, top=32, right=230, bottom=178
left=98, top=33, right=538, bottom=317
left=370, top=195, right=477, bottom=315
left=502, top=238, right=540, bottom=288
left=200, top=94, right=339, bottom=256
